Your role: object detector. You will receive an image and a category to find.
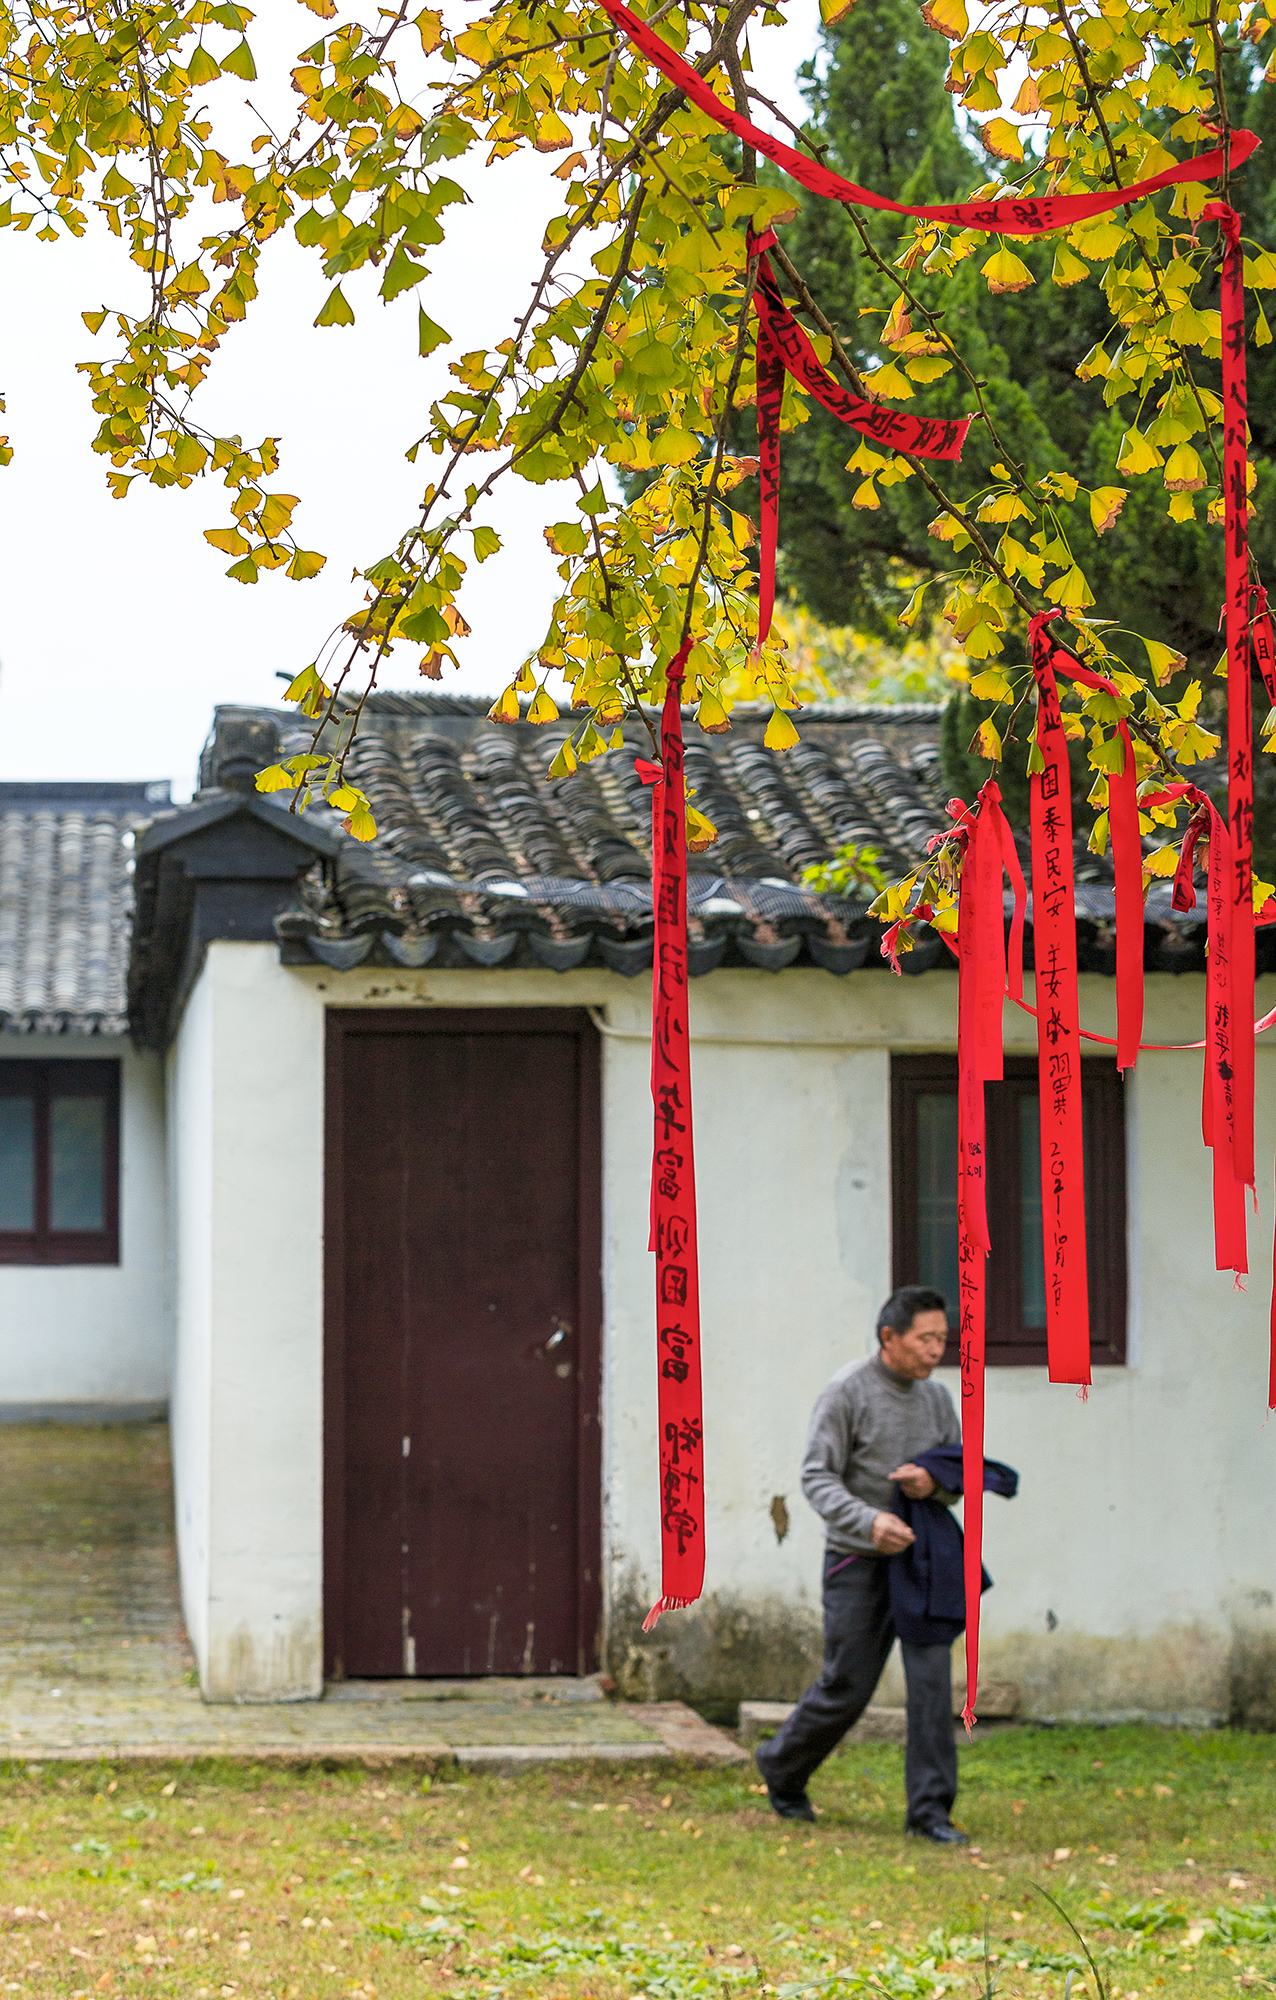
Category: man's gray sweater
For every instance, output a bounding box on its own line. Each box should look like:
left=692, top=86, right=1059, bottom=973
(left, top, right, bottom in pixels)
left=800, top=1353, right=961, bottom=1556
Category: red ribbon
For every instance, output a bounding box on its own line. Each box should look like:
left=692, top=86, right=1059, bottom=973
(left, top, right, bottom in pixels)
left=1253, top=585, right=1276, bottom=706
left=599, top=0, right=1257, bottom=232
left=1027, top=622, right=1093, bottom=1386
left=749, top=240, right=970, bottom=649
left=638, top=644, right=706, bottom=1628
left=954, top=781, right=1013, bottom=1725
left=754, top=309, right=782, bottom=654
left=1143, top=783, right=1249, bottom=1276
left=1207, top=202, right=1256, bottom=1195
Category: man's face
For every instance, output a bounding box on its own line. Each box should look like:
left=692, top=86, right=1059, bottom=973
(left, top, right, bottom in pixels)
left=880, top=1309, right=949, bottom=1380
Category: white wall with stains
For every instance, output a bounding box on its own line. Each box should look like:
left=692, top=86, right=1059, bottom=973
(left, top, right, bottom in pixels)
left=0, top=1034, right=169, bottom=1408
left=164, top=945, right=1276, bottom=1716
left=168, top=944, right=325, bottom=1702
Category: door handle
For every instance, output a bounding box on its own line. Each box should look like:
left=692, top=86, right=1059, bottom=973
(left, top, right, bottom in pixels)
left=532, top=1320, right=573, bottom=1364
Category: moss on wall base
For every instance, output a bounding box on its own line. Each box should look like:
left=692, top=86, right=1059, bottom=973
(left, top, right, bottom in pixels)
left=605, top=1571, right=1276, bottom=1732
left=606, top=1573, right=821, bottom=1725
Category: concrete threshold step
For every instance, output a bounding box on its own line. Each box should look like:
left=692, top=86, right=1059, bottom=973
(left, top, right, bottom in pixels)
left=4, top=1702, right=746, bottom=1771
left=739, top=1679, right=1021, bottom=1747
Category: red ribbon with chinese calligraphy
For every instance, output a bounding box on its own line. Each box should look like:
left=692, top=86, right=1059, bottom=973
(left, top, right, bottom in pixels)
left=954, top=780, right=1010, bottom=1726
left=1253, top=586, right=1276, bottom=707
left=1142, top=782, right=1249, bottom=1276
left=1027, top=621, right=1092, bottom=1387
left=597, top=0, right=1257, bottom=232
left=748, top=238, right=970, bottom=649
left=754, top=309, right=782, bottom=654
left=638, top=643, right=705, bottom=1628
left=1208, top=201, right=1256, bottom=1196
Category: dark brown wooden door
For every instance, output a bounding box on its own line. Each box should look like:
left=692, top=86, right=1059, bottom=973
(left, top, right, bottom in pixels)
left=325, top=1010, right=601, bottom=1679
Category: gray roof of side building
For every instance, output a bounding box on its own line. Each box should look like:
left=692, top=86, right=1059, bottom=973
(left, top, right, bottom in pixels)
left=0, top=780, right=171, bottom=1035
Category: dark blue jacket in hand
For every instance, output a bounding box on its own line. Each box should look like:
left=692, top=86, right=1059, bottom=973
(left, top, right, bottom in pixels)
left=887, top=1444, right=1019, bottom=1648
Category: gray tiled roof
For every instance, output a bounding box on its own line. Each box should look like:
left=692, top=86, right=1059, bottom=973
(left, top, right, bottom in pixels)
left=193, top=696, right=953, bottom=977
left=0, top=783, right=170, bottom=1035
left=188, top=694, right=1238, bottom=981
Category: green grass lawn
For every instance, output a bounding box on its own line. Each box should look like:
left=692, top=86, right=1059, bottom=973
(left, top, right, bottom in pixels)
left=0, top=1725, right=1273, bottom=1999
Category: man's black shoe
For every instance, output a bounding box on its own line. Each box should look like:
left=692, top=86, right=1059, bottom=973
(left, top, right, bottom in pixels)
left=764, top=1783, right=817, bottom=1822
left=754, top=1748, right=817, bottom=1822
left=906, top=1820, right=970, bottom=1845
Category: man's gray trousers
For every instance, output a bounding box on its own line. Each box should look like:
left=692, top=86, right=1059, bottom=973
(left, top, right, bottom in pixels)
left=755, top=1549, right=958, bottom=1828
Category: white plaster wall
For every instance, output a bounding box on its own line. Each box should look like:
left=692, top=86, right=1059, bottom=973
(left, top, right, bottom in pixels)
left=168, top=950, right=1276, bottom=1714
left=169, top=971, right=214, bottom=1675
left=169, top=944, right=325, bottom=1701
left=0, top=1033, right=169, bottom=1405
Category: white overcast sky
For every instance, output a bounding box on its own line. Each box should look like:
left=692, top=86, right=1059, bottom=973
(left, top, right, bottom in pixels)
left=0, top=0, right=822, bottom=796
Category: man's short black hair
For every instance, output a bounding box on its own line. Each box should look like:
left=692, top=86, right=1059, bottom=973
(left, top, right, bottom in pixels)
left=876, top=1285, right=948, bottom=1343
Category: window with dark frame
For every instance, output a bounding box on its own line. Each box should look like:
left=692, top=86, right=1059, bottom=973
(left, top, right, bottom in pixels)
left=0, top=1060, right=120, bottom=1266
left=891, top=1054, right=1127, bottom=1366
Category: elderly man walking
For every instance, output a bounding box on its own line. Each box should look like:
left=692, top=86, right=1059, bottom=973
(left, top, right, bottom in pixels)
left=755, top=1285, right=968, bottom=1844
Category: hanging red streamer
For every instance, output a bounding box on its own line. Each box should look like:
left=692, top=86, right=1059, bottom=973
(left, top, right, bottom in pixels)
left=754, top=312, right=782, bottom=656
left=1208, top=201, right=1257, bottom=1196
left=1026, top=623, right=1092, bottom=1387
left=954, top=782, right=1014, bottom=1727
left=637, top=645, right=706, bottom=1628
left=749, top=238, right=971, bottom=649
left=1141, top=784, right=1249, bottom=1276
left=597, top=0, right=1257, bottom=232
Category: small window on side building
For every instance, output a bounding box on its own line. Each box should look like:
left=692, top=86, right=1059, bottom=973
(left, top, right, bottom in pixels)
left=891, top=1054, right=1127, bottom=1366
left=0, top=1061, right=119, bottom=1265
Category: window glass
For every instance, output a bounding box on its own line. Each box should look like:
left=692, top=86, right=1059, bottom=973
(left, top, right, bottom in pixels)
left=0, top=1098, right=35, bottom=1230
left=50, top=1096, right=105, bottom=1230
left=1018, top=1095, right=1047, bottom=1328
left=916, top=1092, right=960, bottom=1311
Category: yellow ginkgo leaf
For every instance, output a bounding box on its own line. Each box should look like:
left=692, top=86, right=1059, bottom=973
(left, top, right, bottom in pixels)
left=1089, top=486, right=1128, bottom=534
left=1052, top=242, right=1090, bottom=287
left=488, top=685, right=521, bottom=723
left=344, top=803, right=378, bottom=842
left=867, top=362, right=914, bottom=401
left=969, top=668, right=1013, bottom=701
left=976, top=719, right=1003, bottom=761
left=1143, top=846, right=1180, bottom=878
left=981, top=119, right=1024, bottom=162
left=687, top=805, right=719, bottom=850
left=852, top=478, right=881, bottom=510
left=920, top=0, right=968, bottom=33
left=982, top=247, right=1035, bottom=295
left=1117, top=427, right=1163, bottom=475
left=1167, top=491, right=1197, bottom=523
left=526, top=687, right=559, bottom=724
left=1143, top=639, right=1186, bottom=685
left=532, top=110, right=573, bottom=152
left=765, top=707, right=800, bottom=751
left=963, top=622, right=1005, bottom=658
left=1163, top=442, right=1205, bottom=492
left=548, top=739, right=578, bottom=777
left=846, top=440, right=887, bottom=475
left=1056, top=566, right=1095, bottom=609
left=696, top=689, right=731, bottom=734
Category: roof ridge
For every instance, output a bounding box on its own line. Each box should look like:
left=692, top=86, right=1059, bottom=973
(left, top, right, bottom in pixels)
left=320, top=691, right=949, bottom=723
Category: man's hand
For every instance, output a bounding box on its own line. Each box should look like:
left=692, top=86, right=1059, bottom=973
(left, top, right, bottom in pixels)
left=890, top=1462, right=937, bottom=1500
left=871, top=1511, right=915, bottom=1553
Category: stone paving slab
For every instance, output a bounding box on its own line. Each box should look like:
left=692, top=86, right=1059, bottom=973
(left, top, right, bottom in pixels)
left=0, top=1424, right=743, bottom=1767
